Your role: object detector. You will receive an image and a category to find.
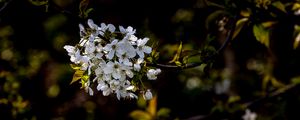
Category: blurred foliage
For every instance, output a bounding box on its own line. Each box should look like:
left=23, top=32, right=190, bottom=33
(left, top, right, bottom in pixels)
left=1, top=0, right=300, bottom=120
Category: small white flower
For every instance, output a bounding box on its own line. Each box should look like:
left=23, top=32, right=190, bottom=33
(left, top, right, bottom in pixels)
left=103, top=39, right=119, bottom=59
left=215, top=79, right=231, bottom=94
left=79, top=24, right=86, bottom=37
left=84, top=80, right=94, bottom=96
left=143, top=89, right=153, bottom=100
left=127, top=35, right=138, bottom=45
left=84, top=41, right=96, bottom=54
left=87, top=19, right=101, bottom=41
left=133, top=58, right=144, bottom=71
left=103, top=61, right=122, bottom=79
left=64, top=45, right=75, bottom=54
left=129, top=93, right=138, bottom=99
left=242, top=109, right=257, bottom=120
left=136, top=38, right=152, bottom=58
left=147, top=68, right=161, bottom=80
left=119, top=26, right=136, bottom=35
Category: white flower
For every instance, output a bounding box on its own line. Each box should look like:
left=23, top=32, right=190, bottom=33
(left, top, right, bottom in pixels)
left=100, top=23, right=116, bottom=33
left=87, top=19, right=101, bottom=41
left=119, top=26, right=136, bottom=35
left=129, top=93, right=138, bottom=99
left=79, top=24, right=86, bottom=37
left=242, top=109, right=257, bottom=120
left=84, top=41, right=96, bottom=54
left=143, top=89, right=153, bottom=100
left=128, top=35, right=138, bottom=45
left=103, top=39, right=120, bottom=59
left=84, top=80, right=94, bottom=96
left=136, top=38, right=152, bottom=58
left=103, top=61, right=123, bottom=79
left=215, top=79, right=231, bottom=94
left=97, top=81, right=112, bottom=96
left=64, top=45, right=75, bottom=54
left=147, top=68, right=161, bottom=80
left=117, top=40, right=136, bottom=58
left=79, top=55, right=90, bottom=70
left=133, top=58, right=143, bottom=71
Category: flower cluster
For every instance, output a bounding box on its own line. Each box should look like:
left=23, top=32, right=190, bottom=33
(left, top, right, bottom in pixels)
left=64, top=19, right=161, bottom=100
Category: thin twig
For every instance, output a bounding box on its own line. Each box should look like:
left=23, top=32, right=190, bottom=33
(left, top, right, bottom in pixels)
left=0, top=0, right=12, bottom=14
left=244, top=83, right=299, bottom=108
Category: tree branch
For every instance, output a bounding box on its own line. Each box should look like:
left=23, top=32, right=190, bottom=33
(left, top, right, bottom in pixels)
left=0, top=0, right=12, bottom=14
left=150, top=16, right=237, bottom=69
left=244, top=83, right=299, bottom=108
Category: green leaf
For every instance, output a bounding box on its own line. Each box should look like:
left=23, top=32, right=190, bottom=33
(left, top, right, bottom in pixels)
left=70, top=70, right=85, bottom=84
left=70, top=64, right=81, bottom=70
left=227, top=95, right=240, bottom=103
left=130, top=110, right=152, bottom=120
left=292, top=3, right=300, bottom=11
left=79, top=0, right=90, bottom=18
left=253, top=24, right=270, bottom=48
left=261, top=21, right=277, bottom=28
left=157, top=108, right=171, bottom=118
left=272, top=1, right=286, bottom=13
left=169, top=41, right=183, bottom=64
left=175, top=61, right=182, bottom=66
left=28, top=0, right=48, bottom=6
left=147, top=96, right=157, bottom=116
left=232, top=18, right=249, bottom=40
left=293, top=33, right=300, bottom=49
left=291, top=76, right=300, bottom=84
left=240, top=9, right=251, bottom=17
left=205, top=10, right=228, bottom=30
left=83, top=8, right=94, bottom=19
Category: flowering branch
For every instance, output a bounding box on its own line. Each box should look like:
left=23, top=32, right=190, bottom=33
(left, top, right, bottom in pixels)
left=64, top=19, right=161, bottom=100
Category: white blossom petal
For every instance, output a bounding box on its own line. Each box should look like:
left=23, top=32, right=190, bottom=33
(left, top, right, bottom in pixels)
left=143, top=46, right=152, bottom=54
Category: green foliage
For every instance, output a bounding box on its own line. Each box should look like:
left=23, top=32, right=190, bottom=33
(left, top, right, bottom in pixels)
left=79, top=0, right=93, bottom=19
left=253, top=24, right=271, bottom=48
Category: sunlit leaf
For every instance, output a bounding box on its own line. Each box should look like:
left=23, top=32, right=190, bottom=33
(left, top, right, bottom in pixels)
left=70, top=70, right=85, bottom=84
left=253, top=24, right=270, bottom=48
left=271, top=77, right=285, bottom=88
left=137, top=97, right=147, bottom=108
left=294, top=35, right=300, bottom=49
left=47, top=84, right=60, bottom=98
left=292, top=3, right=300, bottom=11
left=70, top=64, right=81, bottom=70
left=261, top=21, right=277, bottom=28
left=232, top=18, right=249, bottom=40
left=157, top=107, right=171, bottom=118
left=83, top=8, right=93, bottom=19
left=228, top=95, right=240, bottom=103
left=272, top=1, right=286, bottom=13
left=175, top=61, right=182, bottom=66
left=291, top=76, right=300, bottom=84
left=169, top=41, right=183, bottom=65
left=130, top=110, right=152, bottom=120
left=240, top=9, right=251, bottom=17
left=147, top=95, right=157, bottom=117
left=0, top=98, right=8, bottom=104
